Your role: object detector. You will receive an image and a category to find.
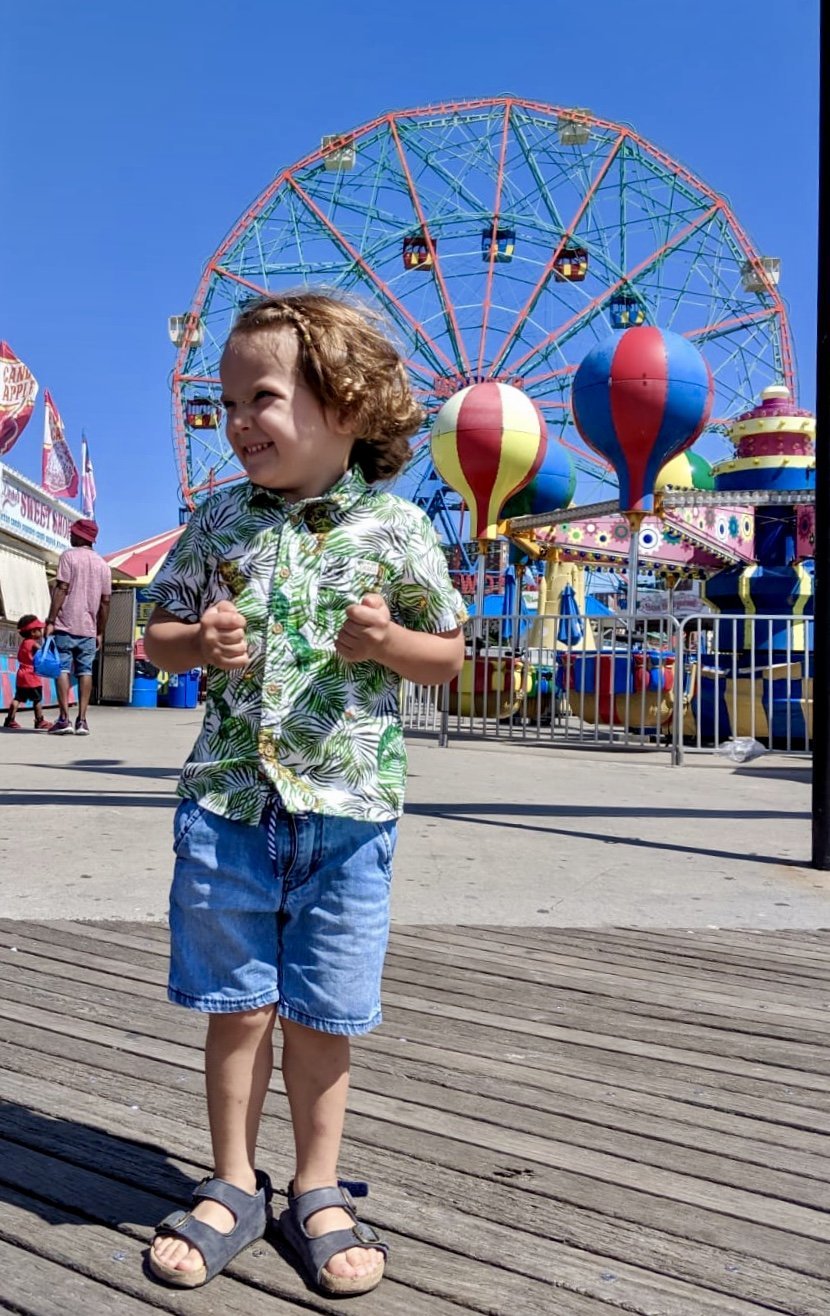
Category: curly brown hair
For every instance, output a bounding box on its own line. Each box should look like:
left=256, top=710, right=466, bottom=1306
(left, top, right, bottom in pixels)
left=225, top=290, right=424, bottom=483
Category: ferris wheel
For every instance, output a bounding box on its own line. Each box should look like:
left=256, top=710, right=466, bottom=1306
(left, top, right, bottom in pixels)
left=170, top=96, right=794, bottom=565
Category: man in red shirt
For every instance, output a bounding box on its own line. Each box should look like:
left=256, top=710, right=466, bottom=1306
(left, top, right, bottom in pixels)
left=3, top=616, right=53, bottom=731
left=45, top=517, right=112, bottom=735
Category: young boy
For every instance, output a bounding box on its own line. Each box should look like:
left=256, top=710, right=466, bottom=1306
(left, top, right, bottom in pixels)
left=3, top=616, right=53, bottom=731
left=143, top=291, right=465, bottom=1297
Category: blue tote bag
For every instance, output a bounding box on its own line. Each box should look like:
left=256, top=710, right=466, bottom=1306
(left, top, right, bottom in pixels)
left=33, top=637, right=63, bottom=680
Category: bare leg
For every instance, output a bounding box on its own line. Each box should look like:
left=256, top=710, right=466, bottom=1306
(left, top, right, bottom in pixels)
left=76, top=673, right=93, bottom=720
left=4, top=699, right=20, bottom=724
left=281, top=1017, right=383, bottom=1282
left=152, top=1004, right=276, bottom=1274
left=56, top=672, right=71, bottom=721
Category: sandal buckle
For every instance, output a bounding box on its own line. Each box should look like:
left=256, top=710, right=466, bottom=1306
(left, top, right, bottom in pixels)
left=352, top=1222, right=379, bottom=1245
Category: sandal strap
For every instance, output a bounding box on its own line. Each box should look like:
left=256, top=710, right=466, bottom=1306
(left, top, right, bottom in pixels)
left=193, top=1171, right=272, bottom=1214
left=291, top=1183, right=356, bottom=1226
left=153, top=1172, right=272, bottom=1283
left=301, top=1224, right=388, bottom=1284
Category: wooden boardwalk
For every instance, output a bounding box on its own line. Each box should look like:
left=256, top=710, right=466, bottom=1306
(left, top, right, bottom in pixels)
left=0, top=920, right=828, bottom=1315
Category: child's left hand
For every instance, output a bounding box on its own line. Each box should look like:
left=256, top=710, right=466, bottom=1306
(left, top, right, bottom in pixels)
left=335, top=593, right=391, bottom=664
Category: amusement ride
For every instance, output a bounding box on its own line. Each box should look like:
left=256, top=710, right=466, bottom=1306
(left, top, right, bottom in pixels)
left=167, top=96, right=815, bottom=746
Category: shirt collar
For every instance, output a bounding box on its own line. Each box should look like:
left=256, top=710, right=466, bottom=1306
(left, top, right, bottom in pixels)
left=246, top=466, right=369, bottom=519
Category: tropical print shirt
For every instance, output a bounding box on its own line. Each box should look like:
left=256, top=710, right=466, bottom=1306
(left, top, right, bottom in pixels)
left=146, top=468, right=466, bottom=823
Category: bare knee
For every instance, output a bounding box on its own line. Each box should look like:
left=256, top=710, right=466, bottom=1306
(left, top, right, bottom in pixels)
left=208, top=1004, right=277, bottom=1042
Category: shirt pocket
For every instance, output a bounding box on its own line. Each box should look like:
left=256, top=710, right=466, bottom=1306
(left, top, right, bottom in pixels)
left=314, top=554, right=388, bottom=638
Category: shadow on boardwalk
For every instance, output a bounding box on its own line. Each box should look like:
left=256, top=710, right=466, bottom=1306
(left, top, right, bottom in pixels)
left=0, top=918, right=829, bottom=1314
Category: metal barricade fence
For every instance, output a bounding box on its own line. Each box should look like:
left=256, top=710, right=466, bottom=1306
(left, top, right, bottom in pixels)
left=674, top=613, right=813, bottom=763
left=402, top=611, right=681, bottom=755
left=400, top=611, right=814, bottom=762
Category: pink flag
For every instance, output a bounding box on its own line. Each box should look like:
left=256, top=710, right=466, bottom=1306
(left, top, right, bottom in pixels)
left=81, top=433, right=97, bottom=517
left=41, top=390, right=79, bottom=497
left=0, top=341, right=39, bottom=457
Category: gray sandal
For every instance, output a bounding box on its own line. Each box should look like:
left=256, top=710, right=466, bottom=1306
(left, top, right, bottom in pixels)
left=279, top=1179, right=388, bottom=1296
left=148, top=1170, right=273, bottom=1288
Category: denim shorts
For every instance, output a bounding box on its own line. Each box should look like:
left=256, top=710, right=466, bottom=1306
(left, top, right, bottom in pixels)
left=168, top=797, right=397, bottom=1034
left=54, top=632, right=97, bottom=676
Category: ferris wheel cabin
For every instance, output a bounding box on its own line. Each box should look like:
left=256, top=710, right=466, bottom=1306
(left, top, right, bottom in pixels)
left=320, top=134, right=356, bottom=171
left=168, top=313, right=204, bottom=349
left=481, top=227, right=516, bottom=261
left=610, top=293, right=647, bottom=329
left=403, top=232, right=435, bottom=269
left=741, top=256, right=781, bottom=292
left=185, top=398, right=222, bottom=430
left=556, top=109, right=592, bottom=146
left=554, top=246, right=589, bottom=282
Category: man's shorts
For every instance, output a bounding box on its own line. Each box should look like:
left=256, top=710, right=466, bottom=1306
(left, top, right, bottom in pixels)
left=168, top=797, right=397, bottom=1035
left=54, top=632, right=97, bottom=677
left=14, top=684, right=42, bottom=705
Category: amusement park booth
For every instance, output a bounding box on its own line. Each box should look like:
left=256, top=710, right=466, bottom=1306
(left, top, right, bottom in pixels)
left=0, top=462, right=76, bottom=709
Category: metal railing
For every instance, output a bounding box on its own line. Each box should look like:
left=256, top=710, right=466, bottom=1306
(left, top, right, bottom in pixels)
left=401, top=611, right=813, bottom=762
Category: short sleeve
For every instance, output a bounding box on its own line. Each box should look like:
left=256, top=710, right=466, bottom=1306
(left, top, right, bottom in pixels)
left=144, top=514, right=210, bottom=623
left=56, top=551, right=71, bottom=586
left=391, top=512, right=468, bottom=634
left=100, top=559, right=113, bottom=598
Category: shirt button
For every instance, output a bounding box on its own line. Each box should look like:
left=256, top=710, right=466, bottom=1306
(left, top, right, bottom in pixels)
left=279, top=567, right=290, bottom=580
left=266, top=682, right=281, bottom=696
left=344, top=708, right=356, bottom=720
left=271, top=621, right=284, bottom=636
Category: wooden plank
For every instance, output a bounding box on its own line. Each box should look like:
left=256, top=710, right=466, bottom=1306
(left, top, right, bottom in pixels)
left=2, top=919, right=830, bottom=1316
left=386, top=932, right=830, bottom=1012
left=3, top=1054, right=830, bottom=1248
left=5, top=941, right=829, bottom=1076
left=380, top=953, right=830, bottom=1041
left=2, top=948, right=829, bottom=1093
left=0, top=1145, right=624, bottom=1316
left=0, top=1236, right=163, bottom=1316
left=2, top=1089, right=828, bottom=1314
left=3, top=1025, right=829, bottom=1198
left=5, top=1010, right=830, bottom=1169
left=396, top=926, right=830, bottom=989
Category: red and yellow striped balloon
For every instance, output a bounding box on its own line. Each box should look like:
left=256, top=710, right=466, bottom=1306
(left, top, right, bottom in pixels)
left=430, top=382, right=547, bottom=540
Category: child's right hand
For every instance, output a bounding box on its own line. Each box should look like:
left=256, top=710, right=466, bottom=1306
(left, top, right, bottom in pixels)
left=199, top=600, right=249, bottom=670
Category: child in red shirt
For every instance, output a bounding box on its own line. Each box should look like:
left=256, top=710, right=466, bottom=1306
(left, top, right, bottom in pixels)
left=3, top=615, right=53, bottom=731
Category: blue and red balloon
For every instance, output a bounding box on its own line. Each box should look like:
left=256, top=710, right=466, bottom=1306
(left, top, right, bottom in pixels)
left=571, top=326, right=714, bottom=513
left=501, top=441, right=576, bottom=521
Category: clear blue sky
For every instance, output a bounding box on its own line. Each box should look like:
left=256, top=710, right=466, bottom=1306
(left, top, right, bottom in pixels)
left=2, top=0, right=819, bottom=553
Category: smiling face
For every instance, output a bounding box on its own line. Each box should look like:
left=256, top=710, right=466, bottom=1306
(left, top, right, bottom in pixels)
left=219, top=328, right=355, bottom=500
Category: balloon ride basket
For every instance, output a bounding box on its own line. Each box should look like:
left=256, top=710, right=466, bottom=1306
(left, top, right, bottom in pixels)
left=561, top=651, right=677, bottom=734
left=442, top=653, right=529, bottom=720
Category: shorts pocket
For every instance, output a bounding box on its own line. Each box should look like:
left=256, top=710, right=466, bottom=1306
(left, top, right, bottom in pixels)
left=372, top=820, right=397, bottom=882
left=172, top=799, right=202, bottom=856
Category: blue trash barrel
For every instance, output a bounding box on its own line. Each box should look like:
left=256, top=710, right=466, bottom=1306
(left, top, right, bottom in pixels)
left=130, top=675, right=158, bottom=708
left=167, top=669, right=201, bottom=709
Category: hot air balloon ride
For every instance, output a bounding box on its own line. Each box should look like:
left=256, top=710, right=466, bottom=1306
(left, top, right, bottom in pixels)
left=571, top=326, right=713, bottom=614
left=431, top=381, right=547, bottom=618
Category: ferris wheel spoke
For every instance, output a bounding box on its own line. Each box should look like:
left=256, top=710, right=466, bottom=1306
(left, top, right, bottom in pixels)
left=685, top=308, right=778, bottom=346
left=286, top=175, right=456, bottom=382
left=387, top=116, right=471, bottom=376
left=397, top=129, right=487, bottom=218
left=212, top=266, right=271, bottom=298
left=175, top=97, right=796, bottom=523
left=509, top=113, right=567, bottom=232
left=506, top=202, right=722, bottom=379
left=475, top=102, right=513, bottom=377
left=488, top=132, right=627, bottom=378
